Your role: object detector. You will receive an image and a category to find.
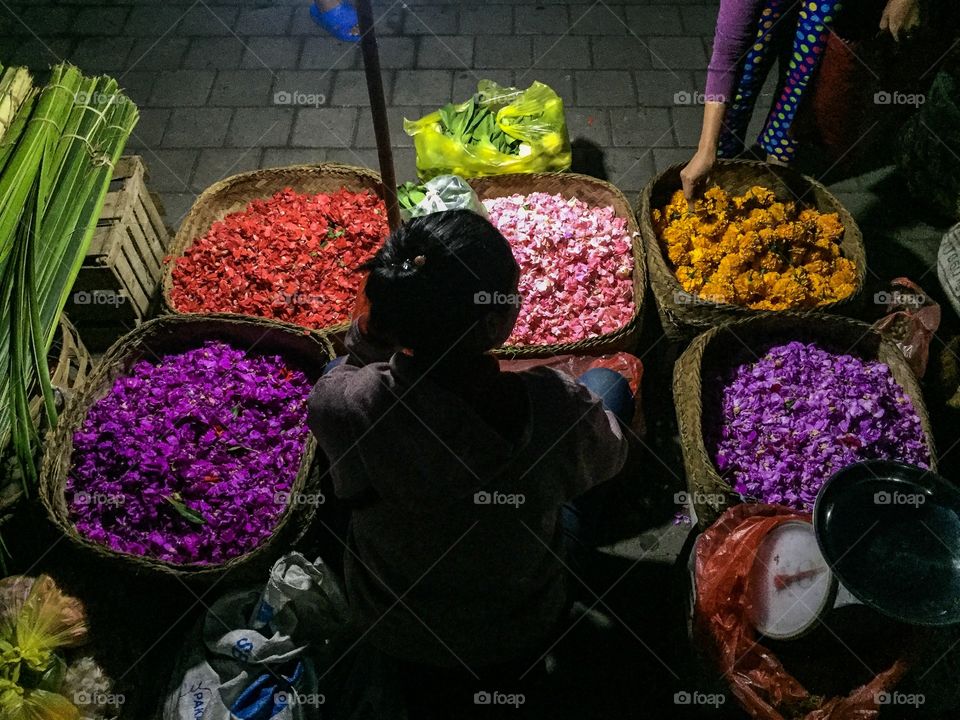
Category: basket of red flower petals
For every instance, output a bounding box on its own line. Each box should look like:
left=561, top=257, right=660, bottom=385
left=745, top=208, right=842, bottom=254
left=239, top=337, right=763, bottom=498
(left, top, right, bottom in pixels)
left=40, top=314, right=334, bottom=584
left=470, top=172, right=645, bottom=358
left=163, top=163, right=390, bottom=335
left=673, top=313, right=936, bottom=528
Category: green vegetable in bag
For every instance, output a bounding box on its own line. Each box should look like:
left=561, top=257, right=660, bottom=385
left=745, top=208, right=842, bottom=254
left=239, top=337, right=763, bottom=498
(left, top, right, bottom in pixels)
left=404, top=80, right=571, bottom=180
left=397, top=176, right=488, bottom=221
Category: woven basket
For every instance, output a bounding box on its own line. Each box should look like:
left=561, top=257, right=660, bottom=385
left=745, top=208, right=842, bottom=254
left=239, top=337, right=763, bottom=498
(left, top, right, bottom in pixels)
left=673, top=313, right=937, bottom=529
left=29, top=315, right=92, bottom=424
left=638, top=159, right=866, bottom=342
left=1, top=316, right=92, bottom=513
left=39, top=314, right=335, bottom=585
left=161, top=162, right=385, bottom=336
left=470, top=172, right=646, bottom=358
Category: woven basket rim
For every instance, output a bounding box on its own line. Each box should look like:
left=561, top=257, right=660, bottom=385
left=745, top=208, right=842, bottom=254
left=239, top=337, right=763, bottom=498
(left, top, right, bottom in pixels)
left=469, top=171, right=646, bottom=357
left=673, top=312, right=938, bottom=528
left=38, top=313, right=335, bottom=576
left=638, top=159, right=866, bottom=338
left=161, top=162, right=384, bottom=335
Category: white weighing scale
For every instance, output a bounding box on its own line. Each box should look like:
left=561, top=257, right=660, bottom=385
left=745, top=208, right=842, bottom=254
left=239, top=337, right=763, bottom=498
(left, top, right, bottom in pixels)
left=747, top=520, right=860, bottom=640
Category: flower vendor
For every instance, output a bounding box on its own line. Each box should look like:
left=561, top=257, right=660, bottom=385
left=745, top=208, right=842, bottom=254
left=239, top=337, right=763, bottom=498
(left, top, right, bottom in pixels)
left=681, top=0, right=921, bottom=198
left=307, top=209, right=631, bottom=709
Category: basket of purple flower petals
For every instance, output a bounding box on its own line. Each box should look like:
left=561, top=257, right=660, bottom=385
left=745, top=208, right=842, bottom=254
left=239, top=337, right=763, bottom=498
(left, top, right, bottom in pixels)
left=40, top=314, right=335, bottom=584
left=674, top=312, right=936, bottom=528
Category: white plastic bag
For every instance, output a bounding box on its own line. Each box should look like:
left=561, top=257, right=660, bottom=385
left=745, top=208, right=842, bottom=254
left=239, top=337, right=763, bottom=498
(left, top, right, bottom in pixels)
left=397, top=175, right=488, bottom=221
left=937, top=223, right=960, bottom=318
left=163, top=554, right=348, bottom=720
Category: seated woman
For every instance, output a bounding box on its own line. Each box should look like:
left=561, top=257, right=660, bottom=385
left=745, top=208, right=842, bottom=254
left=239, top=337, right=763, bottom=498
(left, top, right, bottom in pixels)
left=307, top=210, right=630, bottom=709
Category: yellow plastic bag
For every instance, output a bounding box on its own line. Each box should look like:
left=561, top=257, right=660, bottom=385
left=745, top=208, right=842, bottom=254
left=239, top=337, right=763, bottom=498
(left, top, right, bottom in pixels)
left=404, top=80, right=572, bottom=180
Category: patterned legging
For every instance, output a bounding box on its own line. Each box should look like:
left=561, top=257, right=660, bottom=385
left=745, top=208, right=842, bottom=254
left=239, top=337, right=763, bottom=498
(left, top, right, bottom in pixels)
left=719, top=0, right=843, bottom=161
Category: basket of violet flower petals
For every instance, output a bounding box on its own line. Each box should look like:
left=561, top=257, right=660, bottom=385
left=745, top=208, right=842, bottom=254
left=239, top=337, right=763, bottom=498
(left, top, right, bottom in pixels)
left=674, top=312, right=935, bottom=528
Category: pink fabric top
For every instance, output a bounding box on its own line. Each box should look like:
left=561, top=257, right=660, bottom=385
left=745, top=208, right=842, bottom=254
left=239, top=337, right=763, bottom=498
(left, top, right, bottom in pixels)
left=705, top=0, right=765, bottom=103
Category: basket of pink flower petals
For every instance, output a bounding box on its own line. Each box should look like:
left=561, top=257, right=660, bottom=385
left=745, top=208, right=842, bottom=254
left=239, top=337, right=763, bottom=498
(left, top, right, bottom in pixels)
left=470, top=172, right=645, bottom=358
left=674, top=312, right=936, bottom=528
left=40, top=314, right=335, bottom=584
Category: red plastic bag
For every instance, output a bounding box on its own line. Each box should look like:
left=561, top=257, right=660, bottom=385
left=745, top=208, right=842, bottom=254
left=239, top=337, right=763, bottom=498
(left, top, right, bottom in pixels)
left=694, top=504, right=910, bottom=720
left=872, top=277, right=940, bottom=378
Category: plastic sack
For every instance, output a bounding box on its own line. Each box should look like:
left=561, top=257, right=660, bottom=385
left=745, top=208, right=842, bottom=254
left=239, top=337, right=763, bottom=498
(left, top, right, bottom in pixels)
left=872, top=278, right=940, bottom=378
left=163, top=553, right=349, bottom=720
left=404, top=80, right=572, bottom=180
left=398, top=175, right=488, bottom=221
left=938, top=223, right=960, bottom=317
left=694, top=504, right=910, bottom=720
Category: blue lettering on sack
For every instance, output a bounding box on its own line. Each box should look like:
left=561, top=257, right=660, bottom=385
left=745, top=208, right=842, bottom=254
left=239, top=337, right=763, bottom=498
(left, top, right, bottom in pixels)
left=193, top=692, right=205, bottom=720
left=232, top=637, right=255, bottom=662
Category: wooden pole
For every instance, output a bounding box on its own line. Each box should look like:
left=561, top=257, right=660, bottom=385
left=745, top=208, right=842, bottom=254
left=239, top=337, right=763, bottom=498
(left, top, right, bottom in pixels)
left=356, top=0, right=401, bottom=231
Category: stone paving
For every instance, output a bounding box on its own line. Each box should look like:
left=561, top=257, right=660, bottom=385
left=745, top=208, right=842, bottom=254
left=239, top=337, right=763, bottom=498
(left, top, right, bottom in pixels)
left=5, top=0, right=946, bottom=278
left=3, top=0, right=752, bottom=223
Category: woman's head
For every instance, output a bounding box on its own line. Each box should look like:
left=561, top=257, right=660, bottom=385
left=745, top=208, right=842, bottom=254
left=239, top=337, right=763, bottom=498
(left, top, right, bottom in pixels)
left=363, top=210, right=520, bottom=357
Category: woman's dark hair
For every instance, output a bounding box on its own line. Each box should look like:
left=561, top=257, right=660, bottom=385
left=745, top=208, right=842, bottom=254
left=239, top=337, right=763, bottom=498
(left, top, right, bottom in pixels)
left=363, top=210, right=519, bottom=354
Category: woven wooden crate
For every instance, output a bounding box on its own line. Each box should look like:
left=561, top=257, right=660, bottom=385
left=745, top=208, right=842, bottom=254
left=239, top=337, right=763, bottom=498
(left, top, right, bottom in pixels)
left=637, top=159, right=866, bottom=342
left=64, top=156, right=169, bottom=324
left=162, top=163, right=384, bottom=339
left=470, top=172, right=646, bottom=358
left=673, top=313, right=937, bottom=529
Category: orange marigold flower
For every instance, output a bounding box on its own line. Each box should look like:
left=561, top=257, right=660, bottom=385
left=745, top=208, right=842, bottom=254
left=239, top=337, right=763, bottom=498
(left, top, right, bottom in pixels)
left=656, top=184, right=857, bottom=311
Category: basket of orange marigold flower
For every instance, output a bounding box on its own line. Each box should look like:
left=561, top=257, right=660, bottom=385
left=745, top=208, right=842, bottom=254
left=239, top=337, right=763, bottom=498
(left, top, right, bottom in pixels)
left=637, top=159, right=865, bottom=341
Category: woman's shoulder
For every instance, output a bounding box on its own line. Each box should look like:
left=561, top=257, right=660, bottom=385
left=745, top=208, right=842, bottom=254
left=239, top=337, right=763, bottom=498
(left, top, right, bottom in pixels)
left=509, top=365, right=589, bottom=412
left=308, top=361, right=394, bottom=420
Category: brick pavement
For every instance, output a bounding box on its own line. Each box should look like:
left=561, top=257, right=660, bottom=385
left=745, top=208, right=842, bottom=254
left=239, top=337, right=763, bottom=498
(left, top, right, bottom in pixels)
left=19, top=0, right=945, bottom=272
left=7, top=0, right=937, bottom=281
left=3, top=0, right=771, bottom=226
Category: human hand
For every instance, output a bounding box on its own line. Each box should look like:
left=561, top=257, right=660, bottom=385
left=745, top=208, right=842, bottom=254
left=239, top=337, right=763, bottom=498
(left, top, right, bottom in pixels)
left=681, top=148, right=716, bottom=201
left=880, top=0, right=920, bottom=41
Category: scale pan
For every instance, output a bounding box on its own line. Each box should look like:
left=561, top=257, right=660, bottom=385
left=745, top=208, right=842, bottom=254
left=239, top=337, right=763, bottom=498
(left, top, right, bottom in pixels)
left=814, top=460, right=960, bottom=626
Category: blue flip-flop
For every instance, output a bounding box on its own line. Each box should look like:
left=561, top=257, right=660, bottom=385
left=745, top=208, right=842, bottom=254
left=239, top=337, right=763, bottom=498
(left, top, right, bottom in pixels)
left=310, top=2, right=360, bottom=42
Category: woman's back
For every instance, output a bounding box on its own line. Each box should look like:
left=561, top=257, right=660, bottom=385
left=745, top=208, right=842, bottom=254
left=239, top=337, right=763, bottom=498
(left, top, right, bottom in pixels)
left=308, top=354, right=627, bottom=668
